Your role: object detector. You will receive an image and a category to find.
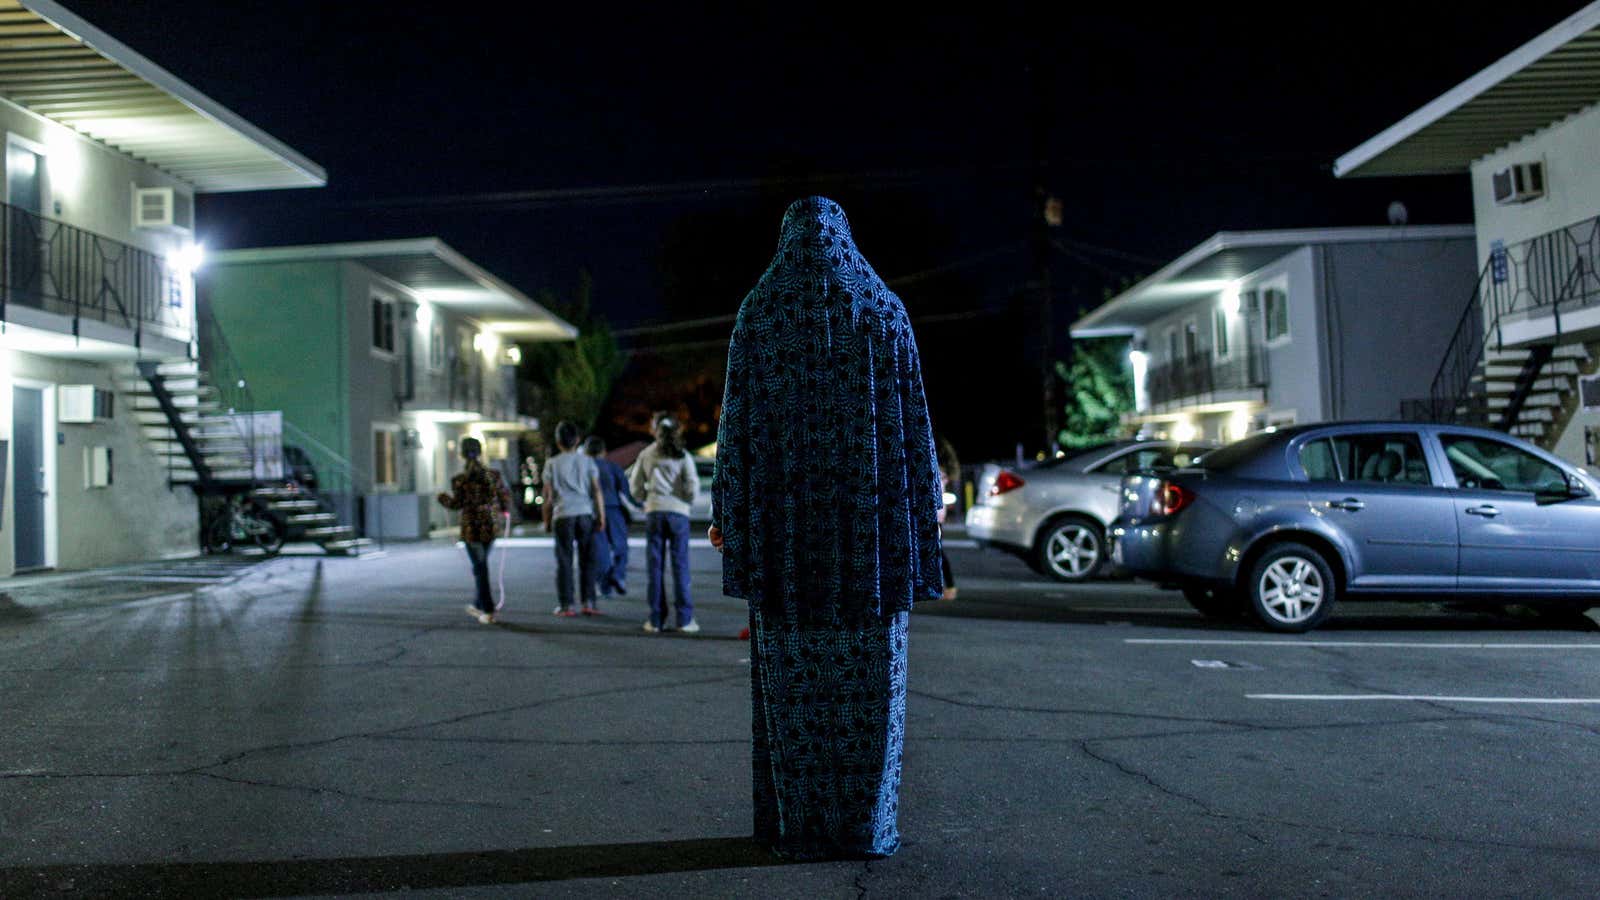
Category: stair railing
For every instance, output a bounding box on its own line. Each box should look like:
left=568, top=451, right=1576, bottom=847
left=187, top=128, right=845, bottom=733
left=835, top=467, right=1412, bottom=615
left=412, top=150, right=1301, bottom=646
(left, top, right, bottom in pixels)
left=280, top=419, right=385, bottom=551
left=195, top=297, right=258, bottom=483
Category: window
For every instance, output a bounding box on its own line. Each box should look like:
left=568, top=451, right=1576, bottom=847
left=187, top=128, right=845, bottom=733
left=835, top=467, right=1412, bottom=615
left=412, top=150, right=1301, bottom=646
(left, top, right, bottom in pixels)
left=1298, top=433, right=1431, bottom=485
left=371, top=291, right=396, bottom=355
left=373, top=427, right=398, bottom=487
left=1263, top=287, right=1289, bottom=343
left=1440, top=435, right=1571, bottom=495
left=1094, top=444, right=1210, bottom=475
left=428, top=323, right=445, bottom=371
left=1183, top=320, right=1199, bottom=361
left=1165, top=327, right=1179, bottom=364
left=1213, top=306, right=1230, bottom=359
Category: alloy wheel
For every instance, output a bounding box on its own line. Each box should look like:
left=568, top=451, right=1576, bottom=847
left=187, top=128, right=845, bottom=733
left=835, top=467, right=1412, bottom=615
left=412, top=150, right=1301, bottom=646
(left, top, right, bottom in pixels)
left=1044, top=522, right=1101, bottom=580
left=1257, top=556, right=1324, bottom=625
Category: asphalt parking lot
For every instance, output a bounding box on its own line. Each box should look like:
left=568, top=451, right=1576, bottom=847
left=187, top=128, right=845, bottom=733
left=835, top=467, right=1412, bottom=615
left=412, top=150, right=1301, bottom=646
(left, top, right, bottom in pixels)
left=3, top=531, right=1600, bottom=897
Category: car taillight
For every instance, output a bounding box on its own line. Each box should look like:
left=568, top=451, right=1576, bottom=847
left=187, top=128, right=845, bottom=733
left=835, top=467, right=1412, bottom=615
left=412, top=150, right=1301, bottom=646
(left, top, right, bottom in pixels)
left=1150, top=481, right=1194, bottom=517
left=990, top=470, right=1025, bottom=496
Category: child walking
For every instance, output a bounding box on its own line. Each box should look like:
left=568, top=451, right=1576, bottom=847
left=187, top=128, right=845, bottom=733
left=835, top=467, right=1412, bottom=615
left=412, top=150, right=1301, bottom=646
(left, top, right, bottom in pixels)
left=542, top=422, right=607, bottom=616
left=629, top=415, right=699, bottom=633
left=436, top=437, right=511, bottom=624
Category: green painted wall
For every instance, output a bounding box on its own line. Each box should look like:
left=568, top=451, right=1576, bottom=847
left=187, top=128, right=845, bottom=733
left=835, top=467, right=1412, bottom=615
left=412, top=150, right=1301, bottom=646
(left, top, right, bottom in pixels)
left=199, top=261, right=349, bottom=460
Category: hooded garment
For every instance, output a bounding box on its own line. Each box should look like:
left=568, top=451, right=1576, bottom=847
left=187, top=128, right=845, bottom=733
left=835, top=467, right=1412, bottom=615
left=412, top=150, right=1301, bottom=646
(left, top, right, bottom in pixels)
left=714, top=196, right=944, bottom=623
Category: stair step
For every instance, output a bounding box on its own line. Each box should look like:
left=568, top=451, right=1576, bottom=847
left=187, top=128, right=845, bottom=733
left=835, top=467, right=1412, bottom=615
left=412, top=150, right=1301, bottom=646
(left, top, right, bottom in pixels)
left=1485, top=349, right=1533, bottom=363
left=266, top=499, right=320, bottom=512
left=1484, top=365, right=1524, bottom=378
left=322, top=538, right=376, bottom=555
left=303, top=525, right=356, bottom=539
left=253, top=487, right=307, bottom=500
left=1552, top=344, right=1591, bottom=361
left=287, top=512, right=337, bottom=526
left=1482, top=377, right=1569, bottom=394
left=1547, top=360, right=1581, bottom=375
left=1518, top=407, right=1556, bottom=423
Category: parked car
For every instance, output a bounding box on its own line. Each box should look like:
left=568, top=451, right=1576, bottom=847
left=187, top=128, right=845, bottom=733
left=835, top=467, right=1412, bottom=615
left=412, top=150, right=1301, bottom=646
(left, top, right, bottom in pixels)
left=689, top=457, right=714, bottom=523
left=1111, top=422, right=1600, bottom=633
left=967, top=440, right=1215, bottom=581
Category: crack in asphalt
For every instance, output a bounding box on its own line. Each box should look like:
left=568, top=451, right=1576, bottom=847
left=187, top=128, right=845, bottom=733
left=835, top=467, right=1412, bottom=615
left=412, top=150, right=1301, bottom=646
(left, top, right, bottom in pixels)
left=193, top=771, right=523, bottom=812
left=854, top=858, right=872, bottom=900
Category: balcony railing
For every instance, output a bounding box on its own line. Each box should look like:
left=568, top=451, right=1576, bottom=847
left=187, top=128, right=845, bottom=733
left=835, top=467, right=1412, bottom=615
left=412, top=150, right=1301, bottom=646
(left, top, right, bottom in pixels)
left=0, top=201, right=188, bottom=342
left=1485, top=212, right=1600, bottom=341
left=1146, top=345, right=1267, bottom=408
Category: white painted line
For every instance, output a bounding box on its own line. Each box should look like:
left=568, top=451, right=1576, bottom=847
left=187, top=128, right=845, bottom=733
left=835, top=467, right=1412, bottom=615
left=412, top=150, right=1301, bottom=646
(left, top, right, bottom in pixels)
left=1248, top=694, right=1600, bottom=704
left=1126, top=639, right=1600, bottom=649
left=944, top=539, right=978, bottom=549
left=488, top=538, right=713, bottom=549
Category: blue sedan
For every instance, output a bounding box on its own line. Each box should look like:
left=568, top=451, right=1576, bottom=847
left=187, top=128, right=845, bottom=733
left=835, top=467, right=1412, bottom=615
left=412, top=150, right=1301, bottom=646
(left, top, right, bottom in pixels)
left=1110, top=422, right=1600, bottom=632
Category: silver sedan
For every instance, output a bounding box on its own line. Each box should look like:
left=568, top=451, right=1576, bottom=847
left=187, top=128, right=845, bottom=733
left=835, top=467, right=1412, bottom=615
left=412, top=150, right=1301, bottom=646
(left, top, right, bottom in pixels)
left=966, top=441, right=1214, bottom=581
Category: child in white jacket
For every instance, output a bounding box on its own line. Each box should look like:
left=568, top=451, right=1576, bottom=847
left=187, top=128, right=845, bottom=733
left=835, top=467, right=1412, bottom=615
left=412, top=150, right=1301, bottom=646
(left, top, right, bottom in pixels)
left=629, top=415, right=700, bottom=632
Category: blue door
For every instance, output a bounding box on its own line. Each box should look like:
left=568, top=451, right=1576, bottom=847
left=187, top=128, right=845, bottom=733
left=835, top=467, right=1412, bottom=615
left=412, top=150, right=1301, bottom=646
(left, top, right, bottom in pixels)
left=6, top=141, right=43, bottom=306
left=13, top=384, right=46, bottom=570
left=1439, top=433, right=1600, bottom=591
left=1297, top=431, right=1458, bottom=589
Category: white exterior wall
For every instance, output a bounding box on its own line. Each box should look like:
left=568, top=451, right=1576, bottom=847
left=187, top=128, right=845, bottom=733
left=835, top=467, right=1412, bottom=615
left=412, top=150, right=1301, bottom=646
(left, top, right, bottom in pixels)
left=0, top=98, right=206, bottom=576
left=1469, top=101, right=1600, bottom=269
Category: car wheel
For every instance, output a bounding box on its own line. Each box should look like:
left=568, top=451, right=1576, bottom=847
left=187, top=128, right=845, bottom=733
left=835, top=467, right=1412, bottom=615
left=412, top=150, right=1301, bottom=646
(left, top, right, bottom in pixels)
left=1034, top=517, right=1104, bottom=582
left=1183, top=585, right=1242, bottom=619
left=1246, top=542, right=1337, bottom=633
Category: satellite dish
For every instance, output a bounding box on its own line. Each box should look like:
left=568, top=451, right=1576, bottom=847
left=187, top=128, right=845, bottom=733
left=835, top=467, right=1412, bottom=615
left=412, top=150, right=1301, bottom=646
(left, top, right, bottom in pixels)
left=1387, top=201, right=1409, bottom=226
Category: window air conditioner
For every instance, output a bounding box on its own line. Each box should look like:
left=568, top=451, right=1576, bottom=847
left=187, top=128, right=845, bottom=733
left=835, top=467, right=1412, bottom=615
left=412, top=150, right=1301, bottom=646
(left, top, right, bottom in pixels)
left=133, top=187, right=195, bottom=232
left=1581, top=374, right=1600, bottom=411
left=1491, top=162, right=1545, bottom=205
left=58, top=385, right=114, bottom=423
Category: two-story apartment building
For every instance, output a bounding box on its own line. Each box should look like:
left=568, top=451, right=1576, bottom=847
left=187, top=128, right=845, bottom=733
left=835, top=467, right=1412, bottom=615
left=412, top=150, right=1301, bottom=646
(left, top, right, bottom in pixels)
left=202, top=240, right=576, bottom=539
left=1070, top=227, right=1476, bottom=443
left=0, top=1, right=323, bottom=576
left=1336, top=1, right=1600, bottom=464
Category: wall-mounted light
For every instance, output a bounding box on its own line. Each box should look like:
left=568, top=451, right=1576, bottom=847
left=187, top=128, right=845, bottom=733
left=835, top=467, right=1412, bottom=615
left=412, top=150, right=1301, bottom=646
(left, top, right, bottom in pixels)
left=415, top=302, right=433, bottom=330
left=167, top=242, right=204, bottom=276
left=1229, top=409, right=1252, bottom=441
left=1173, top=419, right=1199, bottom=442
left=1128, top=349, right=1149, bottom=413
left=506, top=346, right=522, bottom=365
left=472, top=332, right=487, bottom=352
left=1221, top=284, right=1242, bottom=317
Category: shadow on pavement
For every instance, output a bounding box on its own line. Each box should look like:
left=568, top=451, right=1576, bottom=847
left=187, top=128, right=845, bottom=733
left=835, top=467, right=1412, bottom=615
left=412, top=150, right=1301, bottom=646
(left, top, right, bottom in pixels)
left=0, top=836, right=794, bottom=899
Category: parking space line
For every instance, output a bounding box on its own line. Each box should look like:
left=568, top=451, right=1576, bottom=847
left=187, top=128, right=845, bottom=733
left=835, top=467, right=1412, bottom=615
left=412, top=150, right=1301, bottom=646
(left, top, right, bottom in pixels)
left=1248, top=694, right=1600, bottom=704
left=1126, top=639, right=1600, bottom=649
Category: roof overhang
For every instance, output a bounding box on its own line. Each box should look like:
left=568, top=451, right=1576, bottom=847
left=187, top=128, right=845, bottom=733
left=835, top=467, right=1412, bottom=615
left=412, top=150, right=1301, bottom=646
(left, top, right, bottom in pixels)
left=0, top=0, right=325, bottom=192
left=210, top=238, right=579, bottom=340
left=1070, top=226, right=1475, bottom=337
left=1335, top=1, right=1600, bottom=178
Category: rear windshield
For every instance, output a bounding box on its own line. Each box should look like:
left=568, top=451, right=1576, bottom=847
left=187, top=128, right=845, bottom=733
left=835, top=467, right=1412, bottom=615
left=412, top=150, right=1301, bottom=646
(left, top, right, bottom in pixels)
left=1031, top=441, right=1119, bottom=470
left=1193, top=432, right=1278, bottom=472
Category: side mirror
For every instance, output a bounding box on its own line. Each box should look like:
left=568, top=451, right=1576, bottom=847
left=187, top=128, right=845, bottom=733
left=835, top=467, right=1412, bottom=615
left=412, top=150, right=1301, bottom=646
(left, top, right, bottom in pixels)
left=1569, top=473, right=1591, bottom=499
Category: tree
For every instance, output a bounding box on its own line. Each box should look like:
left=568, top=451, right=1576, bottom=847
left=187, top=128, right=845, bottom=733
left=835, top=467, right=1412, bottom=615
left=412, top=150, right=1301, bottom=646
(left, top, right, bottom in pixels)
left=519, top=271, right=626, bottom=437
left=1055, top=336, right=1133, bottom=448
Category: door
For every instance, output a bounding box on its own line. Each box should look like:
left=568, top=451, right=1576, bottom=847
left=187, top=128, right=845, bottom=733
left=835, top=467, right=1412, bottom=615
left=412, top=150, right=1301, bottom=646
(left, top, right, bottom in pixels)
left=1297, top=431, right=1458, bottom=589
left=1439, top=433, right=1600, bottom=591
left=13, top=384, right=47, bottom=570
left=6, top=139, right=43, bottom=305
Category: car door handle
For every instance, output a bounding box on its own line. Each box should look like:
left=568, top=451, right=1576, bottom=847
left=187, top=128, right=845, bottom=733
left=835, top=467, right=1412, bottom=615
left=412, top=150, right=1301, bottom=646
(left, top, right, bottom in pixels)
left=1465, top=505, right=1500, bottom=518
left=1326, top=498, right=1365, bottom=512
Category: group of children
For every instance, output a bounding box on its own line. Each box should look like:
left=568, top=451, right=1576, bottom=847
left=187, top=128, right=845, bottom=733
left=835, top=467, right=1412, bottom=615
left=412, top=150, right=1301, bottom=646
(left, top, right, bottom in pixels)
left=437, top=414, right=700, bottom=632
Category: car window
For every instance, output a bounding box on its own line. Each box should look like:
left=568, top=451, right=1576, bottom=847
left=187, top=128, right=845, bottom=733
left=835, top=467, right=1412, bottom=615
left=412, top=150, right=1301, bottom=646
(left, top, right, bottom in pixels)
left=1299, top=433, right=1431, bottom=485
left=1440, top=435, right=1568, bottom=494
left=1092, top=446, right=1188, bottom=475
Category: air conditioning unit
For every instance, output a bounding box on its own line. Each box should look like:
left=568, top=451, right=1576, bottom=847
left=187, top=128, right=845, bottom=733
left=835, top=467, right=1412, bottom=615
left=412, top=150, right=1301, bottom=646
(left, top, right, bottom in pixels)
left=1492, top=162, right=1545, bottom=205
left=133, top=186, right=194, bottom=232
left=58, top=385, right=114, bottom=423
left=1581, top=374, right=1600, bottom=411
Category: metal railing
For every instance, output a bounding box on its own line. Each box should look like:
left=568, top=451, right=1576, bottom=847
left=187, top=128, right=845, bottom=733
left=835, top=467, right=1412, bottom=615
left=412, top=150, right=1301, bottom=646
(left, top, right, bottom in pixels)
left=0, top=201, right=187, bottom=342
left=195, top=298, right=257, bottom=483
left=1484, top=213, right=1600, bottom=339
left=1146, top=343, right=1267, bottom=407
left=281, top=418, right=384, bottom=550
left=1404, top=216, right=1600, bottom=425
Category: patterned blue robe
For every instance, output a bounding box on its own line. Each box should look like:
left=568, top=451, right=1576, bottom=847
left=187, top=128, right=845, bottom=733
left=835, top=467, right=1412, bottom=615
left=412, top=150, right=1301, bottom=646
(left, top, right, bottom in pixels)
left=714, top=196, right=943, bottom=859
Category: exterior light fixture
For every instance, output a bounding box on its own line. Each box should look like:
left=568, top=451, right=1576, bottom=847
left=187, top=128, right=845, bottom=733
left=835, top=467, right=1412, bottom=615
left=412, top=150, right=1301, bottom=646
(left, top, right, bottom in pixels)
left=1221, top=285, right=1241, bottom=317
left=1128, top=348, right=1150, bottom=413
left=506, top=346, right=522, bottom=364
left=415, top=302, right=432, bottom=330
left=1173, top=420, right=1199, bottom=442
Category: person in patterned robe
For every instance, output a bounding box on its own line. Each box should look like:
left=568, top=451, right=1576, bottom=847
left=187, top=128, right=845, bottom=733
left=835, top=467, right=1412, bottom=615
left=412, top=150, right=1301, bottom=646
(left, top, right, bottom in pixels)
left=710, top=196, right=944, bottom=859
left=437, top=437, right=512, bottom=624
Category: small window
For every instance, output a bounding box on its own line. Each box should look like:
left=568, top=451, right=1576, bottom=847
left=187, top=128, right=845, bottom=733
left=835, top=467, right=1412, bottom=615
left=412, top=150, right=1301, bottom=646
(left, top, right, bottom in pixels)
left=1440, top=435, right=1570, bottom=495
left=1263, top=288, right=1289, bottom=343
left=1300, top=439, right=1339, bottom=481
left=1165, top=327, right=1179, bottom=364
left=371, top=292, right=396, bottom=355
left=1183, top=321, right=1200, bottom=361
left=373, top=428, right=398, bottom=487
left=1213, top=306, right=1230, bottom=359
left=428, top=323, right=445, bottom=371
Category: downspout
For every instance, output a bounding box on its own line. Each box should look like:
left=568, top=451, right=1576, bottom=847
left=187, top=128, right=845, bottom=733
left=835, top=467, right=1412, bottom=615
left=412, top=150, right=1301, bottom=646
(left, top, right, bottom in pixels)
left=1319, top=247, right=1343, bottom=420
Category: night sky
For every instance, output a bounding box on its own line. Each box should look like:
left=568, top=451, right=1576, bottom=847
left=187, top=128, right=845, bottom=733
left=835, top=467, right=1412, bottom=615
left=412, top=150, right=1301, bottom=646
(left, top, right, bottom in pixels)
left=57, top=1, right=1592, bottom=458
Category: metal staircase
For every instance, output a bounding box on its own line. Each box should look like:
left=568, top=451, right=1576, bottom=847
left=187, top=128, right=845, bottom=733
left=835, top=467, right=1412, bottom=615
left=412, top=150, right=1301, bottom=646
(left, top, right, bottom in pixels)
left=122, top=300, right=375, bottom=555
left=1401, top=215, right=1600, bottom=450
